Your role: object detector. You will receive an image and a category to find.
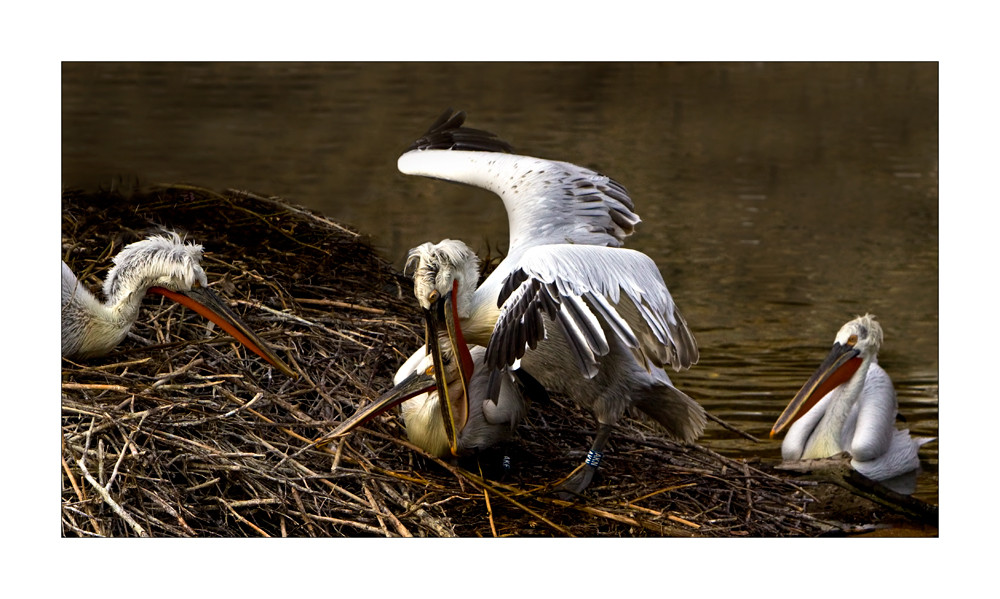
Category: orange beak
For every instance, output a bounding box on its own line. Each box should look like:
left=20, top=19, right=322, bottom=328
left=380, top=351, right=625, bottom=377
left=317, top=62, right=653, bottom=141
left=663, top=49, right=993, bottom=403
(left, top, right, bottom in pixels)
left=426, top=279, right=475, bottom=456
left=148, top=285, right=296, bottom=378
left=770, top=341, right=862, bottom=438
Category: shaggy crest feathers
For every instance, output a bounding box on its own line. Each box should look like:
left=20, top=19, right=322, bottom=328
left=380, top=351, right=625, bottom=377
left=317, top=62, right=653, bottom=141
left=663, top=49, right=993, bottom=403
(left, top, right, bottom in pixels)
left=103, top=232, right=208, bottom=301
left=406, top=239, right=480, bottom=314
left=836, top=313, right=883, bottom=356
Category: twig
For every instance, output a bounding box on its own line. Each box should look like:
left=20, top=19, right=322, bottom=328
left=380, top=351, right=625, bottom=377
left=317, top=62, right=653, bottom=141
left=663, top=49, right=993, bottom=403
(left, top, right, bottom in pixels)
left=295, top=297, right=387, bottom=315
left=291, top=487, right=318, bottom=537
left=62, top=382, right=129, bottom=393
left=104, top=439, right=130, bottom=492
left=152, top=357, right=204, bottom=384
left=666, top=513, right=701, bottom=529
left=284, top=510, right=390, bottom=536
left=139, top=488, right=198, bottom=536
left=233, top=299, right=318, bottom=326
left=379, top=482, right=455, bottom=538
left=77, top=357, right=153, bottom=372
left=705, top=412, right=761, bottom=442
left=479, top=461, right=498, bottom=538
left=219, top=498, right=271, bottom=537
left=365, top=483, right=412, bottom=537
left=61, top=452, right=102, bottom=536
left=77, top=457, right=148, bottom=537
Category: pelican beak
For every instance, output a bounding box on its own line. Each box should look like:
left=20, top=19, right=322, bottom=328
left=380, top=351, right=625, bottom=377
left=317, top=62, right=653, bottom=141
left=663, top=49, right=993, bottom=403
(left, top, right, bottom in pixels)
left=770, top=341, right=862, bottom=438
left=326, top=364, right=437, bottom=439
left=426, top=280, right=475, bottom=456
left=325, top=280, right=474, bottom=451
left=147, top=285, right=297, bottom=378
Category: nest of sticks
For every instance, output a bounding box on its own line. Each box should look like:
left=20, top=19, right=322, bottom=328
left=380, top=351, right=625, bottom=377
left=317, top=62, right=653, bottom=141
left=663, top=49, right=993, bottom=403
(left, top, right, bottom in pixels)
left=61, top=185, right=935, bottom=537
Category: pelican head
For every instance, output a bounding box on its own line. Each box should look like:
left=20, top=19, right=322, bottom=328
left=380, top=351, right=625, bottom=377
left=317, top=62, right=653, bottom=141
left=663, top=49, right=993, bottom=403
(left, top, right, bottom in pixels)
left=832, top=313, right=883, bottom=359
left=327, top=240, right=481, bottom=456
left=103, top=232, right=209, bottom=301
left=62, top=232, right=295, bottom=377
left=770, top=314, right=882, bottom=438
left=405, top=239, right=479, bottom=318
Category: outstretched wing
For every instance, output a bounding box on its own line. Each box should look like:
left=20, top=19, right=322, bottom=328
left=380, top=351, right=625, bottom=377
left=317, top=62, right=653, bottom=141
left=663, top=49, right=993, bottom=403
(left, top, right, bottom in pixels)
left=398, top=109, right=640, bottom=252
left=483, top=244, right=698, bottom=378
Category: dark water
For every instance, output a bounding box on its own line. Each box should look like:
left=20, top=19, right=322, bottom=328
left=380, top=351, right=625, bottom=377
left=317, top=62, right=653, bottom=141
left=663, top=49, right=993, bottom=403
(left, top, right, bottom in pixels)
left=62, top=62, right=938, bottom=505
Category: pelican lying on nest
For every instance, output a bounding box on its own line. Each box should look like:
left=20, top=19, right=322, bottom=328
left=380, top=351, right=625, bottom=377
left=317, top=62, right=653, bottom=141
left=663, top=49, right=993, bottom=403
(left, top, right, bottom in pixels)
left=332, top=110, right=705, bottom=496
left=328, top=243, right=541, bottom=458
left=350, top=341, right=534, bottom=459
left=62, top=232, right=295, bottom=377
left=770, top=314, right=933, bottom=494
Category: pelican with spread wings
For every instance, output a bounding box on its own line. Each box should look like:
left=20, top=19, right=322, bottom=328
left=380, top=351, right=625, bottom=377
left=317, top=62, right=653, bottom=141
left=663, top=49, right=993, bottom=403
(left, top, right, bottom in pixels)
left=332, top=111, right=704, bottom=494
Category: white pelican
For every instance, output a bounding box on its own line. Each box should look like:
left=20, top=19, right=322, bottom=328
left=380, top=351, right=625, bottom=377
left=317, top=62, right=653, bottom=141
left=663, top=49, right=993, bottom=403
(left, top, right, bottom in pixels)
left=770, top=314, right=933, bottom=494
left=396, top=345, right=532, bottom=457
left=334, top=110, right=705, bottom=495
left=329, top=243, right=541, bottom=458
left=339, top=342, right=532, bottom=458
left=62, top=232, right=296, bottom=377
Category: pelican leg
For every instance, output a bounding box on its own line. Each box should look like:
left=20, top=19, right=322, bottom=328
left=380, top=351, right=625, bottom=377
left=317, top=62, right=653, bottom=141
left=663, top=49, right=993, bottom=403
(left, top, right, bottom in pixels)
left=556, top=423, right=613, bottom=499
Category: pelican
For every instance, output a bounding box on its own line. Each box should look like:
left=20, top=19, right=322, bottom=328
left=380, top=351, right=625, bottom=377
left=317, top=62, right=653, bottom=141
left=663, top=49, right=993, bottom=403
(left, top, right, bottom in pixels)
left=770, top=314, right=933, bottom=494
left=329, top=243, right=541, bottom=458
left=62, top=232, right=296, bottom=377
left=396, top=345, right=532, bottom=457
left=335, top=110, right=705, bottom=495
left=340, top=342, right=532, bottom=458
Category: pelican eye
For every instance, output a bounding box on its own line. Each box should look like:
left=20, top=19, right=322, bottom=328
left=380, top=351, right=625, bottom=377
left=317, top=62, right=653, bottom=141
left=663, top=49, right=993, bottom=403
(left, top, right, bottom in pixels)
left=425, top=365, right=435, bottom=376
left=846, top=334, right=858, bottom=346
left=428, top=290, right=440, bottom=303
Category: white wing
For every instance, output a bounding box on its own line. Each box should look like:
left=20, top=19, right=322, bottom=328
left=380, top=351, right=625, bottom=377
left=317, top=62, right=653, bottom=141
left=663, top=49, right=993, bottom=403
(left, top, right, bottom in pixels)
left=483, top=244, right=698, bottom=377
left=844, top=363, right=897, bottom=462
left=397, top=110, right=640, bottom=253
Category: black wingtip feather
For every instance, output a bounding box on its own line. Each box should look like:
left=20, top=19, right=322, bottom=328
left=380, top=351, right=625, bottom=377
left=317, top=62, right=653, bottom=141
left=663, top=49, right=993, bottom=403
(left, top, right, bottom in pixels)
left=498, top=268, right=529, bottom=307
left=409, top=109, right=515, bottom=154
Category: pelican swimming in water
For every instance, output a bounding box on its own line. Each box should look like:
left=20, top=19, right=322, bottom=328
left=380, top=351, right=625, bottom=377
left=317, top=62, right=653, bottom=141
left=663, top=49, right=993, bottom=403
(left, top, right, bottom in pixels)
left=334, top=110, right=705, bottom=494
left=62, top=232, right=295, bottom=377
left=770, top=314, right=933, bottom=494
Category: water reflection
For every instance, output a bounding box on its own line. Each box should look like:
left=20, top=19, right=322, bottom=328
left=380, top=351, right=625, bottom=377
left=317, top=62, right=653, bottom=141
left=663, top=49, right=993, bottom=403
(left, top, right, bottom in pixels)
left=62, top=62, right=938, bottom=504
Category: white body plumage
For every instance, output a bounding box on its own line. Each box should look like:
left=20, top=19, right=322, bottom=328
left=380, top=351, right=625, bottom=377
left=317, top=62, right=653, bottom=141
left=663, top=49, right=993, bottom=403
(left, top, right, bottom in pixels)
left=773, top=315, right=934, bottom=494
left=395, top=345, right=528, bottom=457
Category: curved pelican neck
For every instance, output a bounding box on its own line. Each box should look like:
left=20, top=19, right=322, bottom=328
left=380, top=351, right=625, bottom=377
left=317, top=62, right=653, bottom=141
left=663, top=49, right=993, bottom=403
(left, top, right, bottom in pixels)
left=62, top=262, right=149, bottom=357
left=101, top=275, right=164, bottom=332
